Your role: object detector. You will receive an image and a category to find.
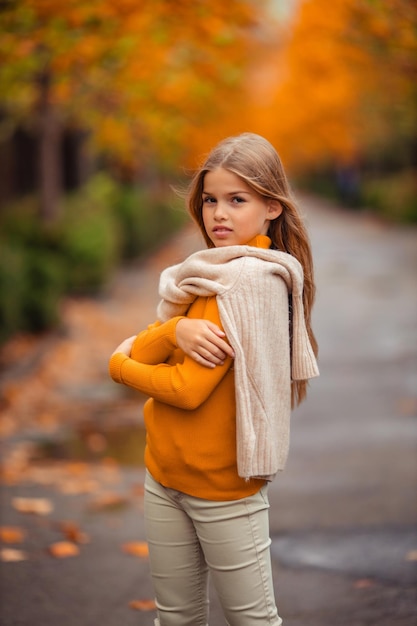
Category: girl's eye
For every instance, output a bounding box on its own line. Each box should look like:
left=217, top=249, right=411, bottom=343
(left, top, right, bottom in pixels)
left=232, top=196, right=245, bottom=204
left=203, top=196, right=216, bottom=203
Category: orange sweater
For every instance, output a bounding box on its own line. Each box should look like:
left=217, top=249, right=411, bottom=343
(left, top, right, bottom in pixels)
left=109, top=294, right=264, bottom=500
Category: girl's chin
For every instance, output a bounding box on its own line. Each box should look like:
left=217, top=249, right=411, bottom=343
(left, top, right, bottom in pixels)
left=211, top=240, right=235, bottom=248
left=209, top=233, right=239, bottom=247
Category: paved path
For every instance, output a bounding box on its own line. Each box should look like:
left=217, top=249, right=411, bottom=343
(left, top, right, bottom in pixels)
left=266, top=196, right=417, bottom=625
left=1, top=195, right=416, bottom=625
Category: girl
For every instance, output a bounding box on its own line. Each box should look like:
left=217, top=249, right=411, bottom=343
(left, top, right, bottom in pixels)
left=109, top=132, right=319, bottom=626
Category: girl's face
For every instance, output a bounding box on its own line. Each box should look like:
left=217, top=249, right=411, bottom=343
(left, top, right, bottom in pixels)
left=202, top=168, right=281, bottom=247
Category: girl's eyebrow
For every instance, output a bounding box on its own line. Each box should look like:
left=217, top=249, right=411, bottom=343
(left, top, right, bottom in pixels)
left=202, top=190, right=251, bottom=195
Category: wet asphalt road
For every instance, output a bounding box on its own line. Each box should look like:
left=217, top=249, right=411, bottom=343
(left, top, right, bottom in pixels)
left=1, top=194, right=416, bottom=625
left=266, top=196, right=417, bottom=625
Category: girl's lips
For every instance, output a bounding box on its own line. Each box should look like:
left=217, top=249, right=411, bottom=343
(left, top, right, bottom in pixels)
left=212, top=228, right=232, bottom=239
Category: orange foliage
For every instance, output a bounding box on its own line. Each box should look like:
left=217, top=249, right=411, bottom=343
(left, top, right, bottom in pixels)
left=234, top=0, right=368, bottom=171
left=238, top=0, right=417, bottom=172
left=0, top=0, right=266, bottom=170
left=1, top=1, right=415, bottom=187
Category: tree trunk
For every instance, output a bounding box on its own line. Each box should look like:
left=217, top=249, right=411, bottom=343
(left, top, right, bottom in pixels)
left=37, top=69, right=62, bottom=222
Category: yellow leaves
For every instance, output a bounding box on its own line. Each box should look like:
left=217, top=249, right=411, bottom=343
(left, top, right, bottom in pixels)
left=0, top=0, right=265, bottom=169
left=2, top=0, right=414, bottom=173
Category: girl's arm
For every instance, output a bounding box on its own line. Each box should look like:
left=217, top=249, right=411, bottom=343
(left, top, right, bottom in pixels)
left=109, top=349, right=233, bottom=410
left=109, top=306, right=235, bottom=407
left=129, top=317, right=183, bottom=365
left=117, top=317, right=235, bottom=368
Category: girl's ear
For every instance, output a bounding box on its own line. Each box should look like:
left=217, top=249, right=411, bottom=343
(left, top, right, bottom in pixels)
left=267, top=200, right=283, bottom=220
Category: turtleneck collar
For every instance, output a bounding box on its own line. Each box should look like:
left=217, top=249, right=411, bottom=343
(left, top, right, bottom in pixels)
left=245, top=234, right=272, bottom=249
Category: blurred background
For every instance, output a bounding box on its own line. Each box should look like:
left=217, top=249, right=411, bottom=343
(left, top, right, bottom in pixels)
left=0, top=0, right=415, bottom=341
left=0, top=1, right=416, bottom=625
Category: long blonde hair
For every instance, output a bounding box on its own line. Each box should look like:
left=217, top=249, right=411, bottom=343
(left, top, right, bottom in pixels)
left=187, top=132, right=318, bottom=406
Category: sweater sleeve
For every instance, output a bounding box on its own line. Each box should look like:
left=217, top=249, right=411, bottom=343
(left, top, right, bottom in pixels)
left=109, top=299, right=233, bottom=410
left=109, top=350, right=233, bottom=410
left=129, top=316, right=185, bottom=364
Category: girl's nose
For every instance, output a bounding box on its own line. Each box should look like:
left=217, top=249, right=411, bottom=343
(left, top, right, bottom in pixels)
left=213, top=201, right=227, bottom=220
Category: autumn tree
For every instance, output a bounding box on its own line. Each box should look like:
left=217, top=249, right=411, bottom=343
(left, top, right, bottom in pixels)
left=347, top=0, right=417, bottom=169
left=0, top=0, right=267, bottom=220
left=238, top=0, right=416, bottom=176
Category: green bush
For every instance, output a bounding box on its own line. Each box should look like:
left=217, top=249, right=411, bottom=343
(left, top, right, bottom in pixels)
left=0, top=243, right=27, bottom=341
left=0, top=243, right=66, bottom=339
left=297, top=166, right=417, bottom=223
left=113, top=186, right=188, bottom=260
left=0, top=172, right=188, bottom=342
left=112, top=186, right=150, bottom=259
left=361, top=169, right=417, bottom=223
left=23, top=249, right=66, bottom=331
left=61, top=176, right=121, bottom=293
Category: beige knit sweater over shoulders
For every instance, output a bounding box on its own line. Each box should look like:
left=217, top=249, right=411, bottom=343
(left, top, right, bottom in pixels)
left=157, top=239, right=319, bottom=480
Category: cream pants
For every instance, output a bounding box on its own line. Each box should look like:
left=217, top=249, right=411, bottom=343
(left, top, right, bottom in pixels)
left=144, top=470, right=282, bottom=626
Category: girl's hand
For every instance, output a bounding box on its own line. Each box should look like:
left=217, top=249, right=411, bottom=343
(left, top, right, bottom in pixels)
left=111, top=335, right=136, bottom=357
left=176, top=318, right=235, bottom=368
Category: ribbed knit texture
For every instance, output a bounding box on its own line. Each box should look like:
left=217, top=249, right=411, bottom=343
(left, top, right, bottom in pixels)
left=157, top=236, right=319, bottom=479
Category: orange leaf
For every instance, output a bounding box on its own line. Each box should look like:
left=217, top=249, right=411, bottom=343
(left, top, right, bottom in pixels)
left=122, top=541, right=149, bottom=558
left=12, top=497, right=53, bottom=516
left=0, top=526, right=26, bottom=544
left=0, top=547, right=28, bottom=562
left=58, top=521, right=90, bottom=544
left=128, top=599, right=156, bottom=611
left=48, top=541, right=80, bottom=558
left=89, top=493, right=130, bottom=511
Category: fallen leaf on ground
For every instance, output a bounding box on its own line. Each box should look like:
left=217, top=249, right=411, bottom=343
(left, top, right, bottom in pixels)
left=12, top=497, right=53, bottom=515
left=353, top=578, right=375, bottom=589
left=0, top=548, right=28, bottom=562
left=122, top=541, right=149, bottom=558
left=58, top=521, right=90, bottom=544
left=128, top=599, right=156, bottom=611
left=48, top=541, right=80, bottom=558
left=405, top=549, right=417, bottom=561
left=0, top=526, right=26, bottom=544
left=58, top=478, right=99, bottom=495
left=89, top=493, right=130, bottom=511
left=65, top=462, right=91, bottom=476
